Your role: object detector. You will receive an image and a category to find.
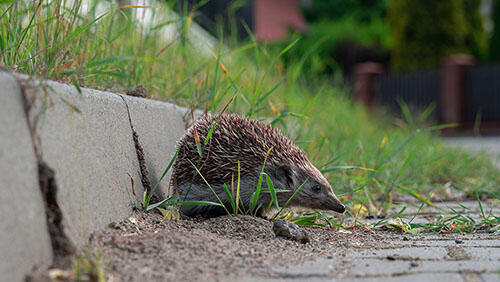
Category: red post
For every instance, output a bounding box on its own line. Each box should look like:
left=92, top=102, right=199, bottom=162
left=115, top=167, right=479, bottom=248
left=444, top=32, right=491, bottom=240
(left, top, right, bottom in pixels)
left=353, top=62, right=384, bottom=107
left=441, top=54, right=475, bottom=131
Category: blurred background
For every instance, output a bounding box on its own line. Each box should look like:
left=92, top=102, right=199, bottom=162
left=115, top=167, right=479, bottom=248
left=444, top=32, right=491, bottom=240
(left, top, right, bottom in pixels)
left=188, top=0, right=500, bottom=135
left=3, top=0, right=500, bottom=204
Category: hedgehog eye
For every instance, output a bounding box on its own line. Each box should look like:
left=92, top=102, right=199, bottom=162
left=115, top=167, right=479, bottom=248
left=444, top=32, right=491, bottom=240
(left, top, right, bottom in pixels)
left=312, top=184, right=321, bottom=193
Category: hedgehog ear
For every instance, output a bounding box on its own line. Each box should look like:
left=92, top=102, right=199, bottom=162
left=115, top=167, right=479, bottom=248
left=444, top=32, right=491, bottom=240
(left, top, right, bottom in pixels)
left=275, top=165, right=294, bottom=187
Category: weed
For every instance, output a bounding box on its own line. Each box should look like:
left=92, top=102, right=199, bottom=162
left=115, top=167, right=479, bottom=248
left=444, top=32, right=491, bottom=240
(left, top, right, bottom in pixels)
left=73, top=250, right=106, bottom=282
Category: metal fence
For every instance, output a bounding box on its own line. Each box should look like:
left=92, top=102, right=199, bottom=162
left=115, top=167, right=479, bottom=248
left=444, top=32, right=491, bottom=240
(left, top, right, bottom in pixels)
left=464, top=65, right=500, bottom=122
left=374, top=64, right=500, bottom=124
left=376, top=69, right=440, bottom=117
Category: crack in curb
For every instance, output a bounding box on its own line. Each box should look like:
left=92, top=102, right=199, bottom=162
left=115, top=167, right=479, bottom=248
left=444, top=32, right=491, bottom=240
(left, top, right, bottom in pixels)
left=17, top=77, right=75, bottom=269
left=117, top=95, right=159, bottom=203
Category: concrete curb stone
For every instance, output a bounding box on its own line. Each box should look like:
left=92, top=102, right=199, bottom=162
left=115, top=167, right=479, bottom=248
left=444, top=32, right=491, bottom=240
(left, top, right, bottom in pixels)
left=0, top=72, right=53, bottom=281
left=23, top=78, right=145, bottom=246
left=4, top=72, right=193, bottom=249
left=0, top=71, right=197, bottom=280
left=120, top=94, right=192, bottom=198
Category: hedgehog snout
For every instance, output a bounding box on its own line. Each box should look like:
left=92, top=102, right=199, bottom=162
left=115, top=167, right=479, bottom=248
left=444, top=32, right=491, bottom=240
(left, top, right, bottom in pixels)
left=322, top=192, right=345, bottom=213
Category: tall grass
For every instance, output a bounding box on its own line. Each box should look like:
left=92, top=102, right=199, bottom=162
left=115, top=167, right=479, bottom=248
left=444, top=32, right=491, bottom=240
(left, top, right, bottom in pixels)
left=2, top=0, right=499, bottom=219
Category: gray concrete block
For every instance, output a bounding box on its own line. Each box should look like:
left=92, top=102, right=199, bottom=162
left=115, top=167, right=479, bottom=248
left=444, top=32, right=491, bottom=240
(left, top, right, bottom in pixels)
left=463, top=247, right=500, bottom=261
left=351, top=247, right=448, bottom=260
left=241, top=277, right=333, bottom=282
left=415, top=260, right=500, bottom=273
left=342, top=273, right=464, bottom=282
left=481, top=273, right=500, bottom=282
left=347, top=258, right=412, bottom=277
left=120, top=95, right=192, bottom=198
left=0, top=72, right=53, bottom=281
left=348, top=258, right=500, bottom=277
left=267, top=258, right=333, bottom=277
left=390, top=239, right=500, bottom=248
left=25, top=78, right=144, bottom=246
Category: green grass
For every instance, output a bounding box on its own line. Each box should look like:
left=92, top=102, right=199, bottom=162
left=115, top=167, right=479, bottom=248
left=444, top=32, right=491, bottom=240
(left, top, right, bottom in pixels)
left=73, top=250, right=106, bottom=282
left=2, top=0, right=500, bottom=232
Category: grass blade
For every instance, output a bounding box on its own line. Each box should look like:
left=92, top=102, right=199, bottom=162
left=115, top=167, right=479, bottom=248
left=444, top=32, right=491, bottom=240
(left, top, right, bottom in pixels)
left=321, top=166, right=374, bottom=173
left=398, top=151, right=414, bottom=175
left=163, top=201, right=223, bottom=206
left=188, top=160, right=230, bottom=215
left=272, top=178, right=308, bottom=220
left=408, top=192, right=433, bottom=224
left=71, top=76, right=82, bottom=95
left=204, top=120, right=217, bottom=145
left=145, top=147, right=180, bottom=209
left=398, top=99, right=414, bottom=125
left=210, top=35, right=223, bottom=111
left=223, top=183, right=236, bottom=215
left=279, top=37, right=300, bottom=57
left=236, top=161, right=241, bottom=214
left=476, top=191, right=486, bottom=219
left=193, top=128, right=203, bottom=157
left=250, top=147, right=273, bottom=215
left=265, top=173, right=279, bottom=210
left=146, top=193, right=179, bottom=210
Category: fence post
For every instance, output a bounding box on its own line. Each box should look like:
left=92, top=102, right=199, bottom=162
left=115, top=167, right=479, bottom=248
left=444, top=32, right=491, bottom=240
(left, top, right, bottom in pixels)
left=441, top=54, right=475, bottom=131
left=353, top=62, right=384, bottom=107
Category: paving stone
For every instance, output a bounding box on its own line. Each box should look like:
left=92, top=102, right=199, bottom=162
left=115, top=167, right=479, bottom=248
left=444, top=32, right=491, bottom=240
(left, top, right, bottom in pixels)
left=347, top=258, right=413, bottom=277
left=348, top=258, right=500, bottom=277
left=410, top=234, right=500, bottom=242
left=267, top=258, right=333, bottom=277
left=415, top=260, right=500, bottom=273
left=480, top=273, right=500, bottom=282
left=0, top=72, right=53, bottom=281
left=466, top=247, right=500, bottom=260
left=350, top=247, right=448, bottom=260
left=244, top=273, right=465, bottom=282
left=446, top=246, right=470, bottom=260
left=341, top=273, right=464, bottom=282
left=241, top=277, right=333, bottom=282
left=461, top=272, right=482, bottom=282
left=390, top=239, right=500, bottom=248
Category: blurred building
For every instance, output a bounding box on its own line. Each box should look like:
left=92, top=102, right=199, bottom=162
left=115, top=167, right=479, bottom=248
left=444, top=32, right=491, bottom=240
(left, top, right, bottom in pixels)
left=191, top=0, right=307, bottom=42
left=253, top=0, right=307, bottom=41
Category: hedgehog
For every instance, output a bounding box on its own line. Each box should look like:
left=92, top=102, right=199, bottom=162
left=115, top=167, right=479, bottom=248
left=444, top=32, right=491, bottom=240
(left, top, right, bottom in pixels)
left=171, top=113, right=345, bottom=217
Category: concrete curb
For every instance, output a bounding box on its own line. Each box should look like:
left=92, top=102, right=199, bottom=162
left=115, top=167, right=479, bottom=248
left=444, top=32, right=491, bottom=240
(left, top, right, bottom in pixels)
left=0, top=72, right=53, bottom=282
left=0, top=71, right=192, bottom=280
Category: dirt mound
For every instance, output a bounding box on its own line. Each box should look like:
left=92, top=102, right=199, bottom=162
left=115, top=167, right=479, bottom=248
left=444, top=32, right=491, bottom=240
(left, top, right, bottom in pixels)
left=90, top=211, right=379, bottom=281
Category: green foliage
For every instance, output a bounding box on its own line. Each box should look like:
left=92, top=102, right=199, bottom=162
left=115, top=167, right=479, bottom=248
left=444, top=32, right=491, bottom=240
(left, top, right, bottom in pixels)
left=462, top=0, right=488, bottom=61
left=389, top=0, right=486, bottom=70
left=389, top=0, right=466, bottom=70
left=490, top=0, right=500, bottom=62
left=276, top=17, right=389, bottom=77
left=302, top=0, right=388, bottom=22
left=270, top=0, right=390, bottom=78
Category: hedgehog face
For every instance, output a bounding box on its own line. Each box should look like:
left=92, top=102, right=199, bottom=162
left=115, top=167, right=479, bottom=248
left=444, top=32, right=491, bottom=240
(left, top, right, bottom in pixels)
left=270, top=164, right=345, bottom=213
left=299, top=179, right=345, bottom=213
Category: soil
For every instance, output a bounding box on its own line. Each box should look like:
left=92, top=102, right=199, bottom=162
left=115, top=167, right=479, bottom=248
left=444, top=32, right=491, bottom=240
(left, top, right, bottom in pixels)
left=89, top=211, right=388, bottom=281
